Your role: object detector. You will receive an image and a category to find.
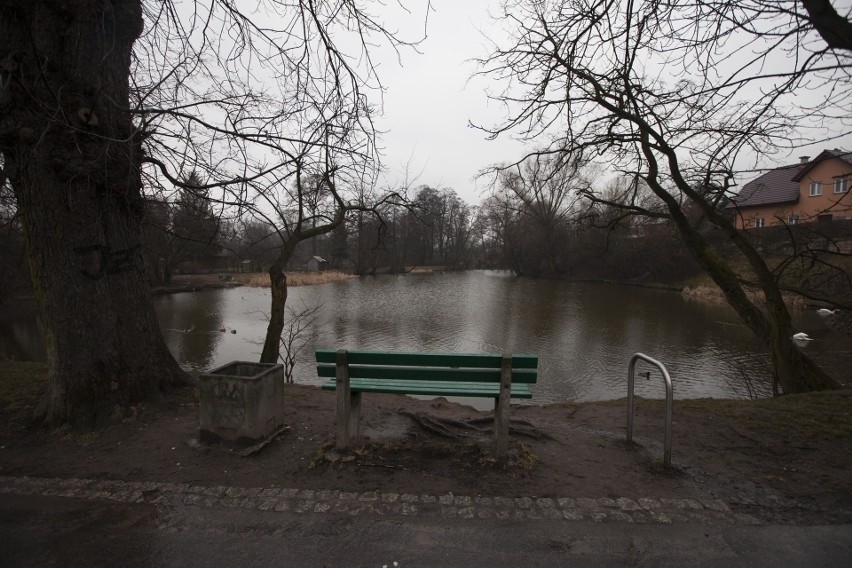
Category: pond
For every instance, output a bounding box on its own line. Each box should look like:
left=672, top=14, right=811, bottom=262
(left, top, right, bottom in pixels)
left=3, top=271, right=850, bottom=406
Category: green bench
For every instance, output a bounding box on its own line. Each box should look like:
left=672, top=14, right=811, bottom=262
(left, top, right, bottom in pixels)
left=316, top=349, right=538, bottom=457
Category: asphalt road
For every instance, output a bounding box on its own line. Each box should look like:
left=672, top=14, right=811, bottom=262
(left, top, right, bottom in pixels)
left=2, top=493, right=850, bottom=567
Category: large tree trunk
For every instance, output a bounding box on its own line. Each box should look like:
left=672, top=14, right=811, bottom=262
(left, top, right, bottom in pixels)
left=663, top=201, right=838, bottom=394
left=633, top=137, right=838, bottom=394
left=1, top=1, right=188, bottom=429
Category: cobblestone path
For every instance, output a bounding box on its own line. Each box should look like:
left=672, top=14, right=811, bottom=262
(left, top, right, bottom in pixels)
left=0, top=475, right=753, bottom=525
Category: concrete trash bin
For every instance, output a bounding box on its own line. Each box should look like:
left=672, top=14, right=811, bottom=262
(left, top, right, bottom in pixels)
left=199, top=361, right=285, bottom=444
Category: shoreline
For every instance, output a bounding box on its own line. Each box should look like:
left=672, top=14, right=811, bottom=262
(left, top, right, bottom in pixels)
left=149, top=270, right=357, bottom=296
left=7, top=269, right=840, bottom=315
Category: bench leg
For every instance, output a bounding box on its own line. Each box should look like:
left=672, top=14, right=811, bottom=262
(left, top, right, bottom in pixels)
left=335, top=350, right=361, bottom=450
left=494, top=354, right=512, bottom=458
left=337, top=389, right=363, bottom=450
left=349, top=392, right=362, bottom=440
left=494, top=397, right=508, bottom=458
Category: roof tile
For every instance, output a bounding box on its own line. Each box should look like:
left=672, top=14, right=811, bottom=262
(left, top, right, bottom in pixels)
left=730, top=164, right=802, bottom=208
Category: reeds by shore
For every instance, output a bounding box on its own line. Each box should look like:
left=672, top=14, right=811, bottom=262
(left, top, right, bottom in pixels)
left=681, top=284, right=807, bottom=310
left=241, top=271, right=357, bottom=288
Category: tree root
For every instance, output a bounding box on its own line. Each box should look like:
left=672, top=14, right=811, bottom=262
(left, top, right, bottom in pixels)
left=401, top=411, right=466, bottom=439
left=357, top=462, right=409, bottom=471
left=401, top=411, right=552, bottom=441
left=467, top=415, right=553, bottom=440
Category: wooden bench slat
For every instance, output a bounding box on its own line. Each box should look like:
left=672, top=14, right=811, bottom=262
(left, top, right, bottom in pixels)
left=315, top=349, right=538, bottom=370
left=315, top=363, right=537, bottom=384
left=320, top=378, right=533, bottom=399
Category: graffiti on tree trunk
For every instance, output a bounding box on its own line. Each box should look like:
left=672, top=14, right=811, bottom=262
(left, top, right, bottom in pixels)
left=75, top=244, right=138, bottom=280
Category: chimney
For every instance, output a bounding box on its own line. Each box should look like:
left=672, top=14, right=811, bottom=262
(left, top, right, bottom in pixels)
left=799, top=156, right=810, bottom=164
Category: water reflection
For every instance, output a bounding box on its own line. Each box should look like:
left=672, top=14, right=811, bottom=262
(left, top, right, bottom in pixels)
left=157, top=271, right=773, bottom=403
left=155, top=292, right=226, bottom=371
left=155, top=288, right=272, bottom=369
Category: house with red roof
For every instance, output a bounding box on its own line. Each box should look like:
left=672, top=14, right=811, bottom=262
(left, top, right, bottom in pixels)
left=729, top=149, right=852, bottom=229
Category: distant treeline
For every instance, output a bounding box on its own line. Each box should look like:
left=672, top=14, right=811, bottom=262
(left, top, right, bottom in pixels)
left=4, top=170, right=848, bottom=300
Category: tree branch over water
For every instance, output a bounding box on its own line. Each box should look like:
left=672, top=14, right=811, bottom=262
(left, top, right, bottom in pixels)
left=474, top=0, right=850, bottom=393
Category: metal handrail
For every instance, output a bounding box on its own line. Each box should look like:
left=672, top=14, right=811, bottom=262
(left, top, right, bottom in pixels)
left=627, top=353, right=673, bottom=468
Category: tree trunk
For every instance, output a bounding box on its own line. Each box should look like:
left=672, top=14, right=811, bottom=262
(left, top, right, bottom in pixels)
left=632, top=136, right=838, bottom=394
left=260, top=268, right=288, bottom=364
left=1, top=1, right=188, bottom=429
left=260, top=238, right=299, bottom=364
left=163, top=261, right=174, bottom=285
left=258, top=207, right=348, bottom=364
left=663, top=202, right=837, bottom=394
left=801, top=0, right=852, bottom=52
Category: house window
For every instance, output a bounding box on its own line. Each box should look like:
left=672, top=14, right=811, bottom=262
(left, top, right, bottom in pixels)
left=817, top=214, right=833, bottom=223
left=809, top=181, right=823, bottom=196
left=754, top=217, right=765, bottom=228
left=835, top=177, right=849, bottom=194
left=787, top=215, right=798, bottom=225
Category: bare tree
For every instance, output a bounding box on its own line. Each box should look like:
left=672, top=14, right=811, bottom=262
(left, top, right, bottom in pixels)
left=476, top=0, right=851, bottom=393
left=278, top=301, right=322, bottom=384
left=251, top=165, right=402, bottom=364
left=0, top=1, right=427, bottom=428
left=491, top=154, right=588, bottom=276
left=141, top=172, right=222, bottom=284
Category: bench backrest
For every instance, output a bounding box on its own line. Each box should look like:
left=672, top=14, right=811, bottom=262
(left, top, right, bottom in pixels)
left=315, top=349, right=538, bottom=383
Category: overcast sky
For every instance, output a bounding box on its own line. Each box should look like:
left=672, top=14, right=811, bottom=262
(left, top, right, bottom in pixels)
left=369, top=1, right=852, bottom=205
left=372, top=1, right=524, bottom=204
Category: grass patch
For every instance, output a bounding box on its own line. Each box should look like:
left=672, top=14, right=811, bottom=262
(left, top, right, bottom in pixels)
left=507, top=443, right=539, bottom=471
left=555, top=392, right=852, bottom=441
left=632, top=392, right=852, bottom=441
left=0, top=360, right=47, bottom=414
left=714, top=392, right=852, bottom=441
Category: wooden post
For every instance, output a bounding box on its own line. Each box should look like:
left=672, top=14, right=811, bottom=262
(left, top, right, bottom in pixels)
left=349, top=391, right=362, bottom=442
left=495, top=354, right=512, bottom=458
left=335, top=349, right=356, bottom=450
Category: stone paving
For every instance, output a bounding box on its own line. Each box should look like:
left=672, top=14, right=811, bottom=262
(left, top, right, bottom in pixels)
left=0, top=475, right=755, bottom=525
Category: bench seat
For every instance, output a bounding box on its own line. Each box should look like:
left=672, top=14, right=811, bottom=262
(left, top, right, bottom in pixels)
left=317, top=348, right=538, bottom=457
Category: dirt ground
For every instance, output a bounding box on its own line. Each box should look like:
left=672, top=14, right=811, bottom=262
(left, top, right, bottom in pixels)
left=1, top=360, right=850, bottom=526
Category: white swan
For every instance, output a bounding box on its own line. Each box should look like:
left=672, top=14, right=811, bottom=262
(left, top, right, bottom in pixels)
left=792, top=332, right=813, bottom=341
left=817, top=308, right=839, bottom=316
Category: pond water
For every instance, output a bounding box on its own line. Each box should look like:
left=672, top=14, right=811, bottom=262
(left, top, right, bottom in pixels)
left=3, top=271, right=850, bottom=405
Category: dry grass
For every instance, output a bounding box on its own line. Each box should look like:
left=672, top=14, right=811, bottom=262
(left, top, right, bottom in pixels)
left=551, top=391, right=852, bottom=441
left=505, top=442, right=539, bottom=471
left=681, top=284, right=807, bottom=309
left=241, top=271, right=356, bottom=288
left=631, top=392, right=852, bottom=441
left=713, top=391, right=852, bottom=441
